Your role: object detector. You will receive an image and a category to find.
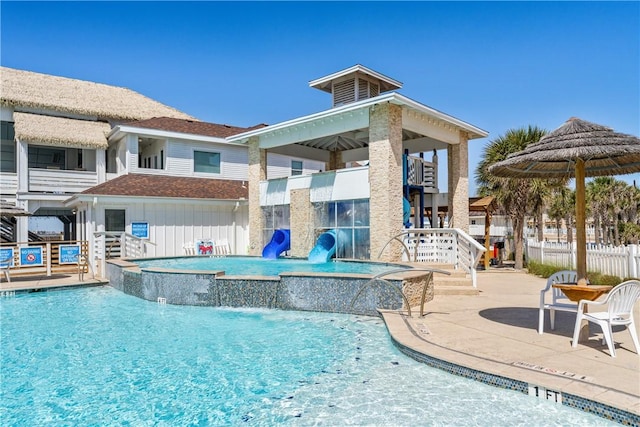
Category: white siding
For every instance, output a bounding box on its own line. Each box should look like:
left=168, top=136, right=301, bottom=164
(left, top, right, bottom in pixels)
left=164, top=138, right=249, bottom=180
left=93, top=200, right=249, bottom=258
left=267, top=153, right=325, bottom=179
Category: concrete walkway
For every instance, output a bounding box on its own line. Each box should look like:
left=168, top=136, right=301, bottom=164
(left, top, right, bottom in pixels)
left=0, top=274, right=107, bottom=292
left=382, top=268, right=640, bottom=422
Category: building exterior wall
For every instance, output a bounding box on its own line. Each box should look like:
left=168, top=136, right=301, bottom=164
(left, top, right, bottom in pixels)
left=266, top=152, right=325, bottom=179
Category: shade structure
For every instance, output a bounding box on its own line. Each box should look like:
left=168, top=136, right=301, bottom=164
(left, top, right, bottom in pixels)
left=0, top=200, right=32, bottom=217
left=489, top=117, right=640, bottom=280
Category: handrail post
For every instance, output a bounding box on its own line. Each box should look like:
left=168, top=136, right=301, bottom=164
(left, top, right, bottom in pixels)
left=46, top=242, right=52, bottom=276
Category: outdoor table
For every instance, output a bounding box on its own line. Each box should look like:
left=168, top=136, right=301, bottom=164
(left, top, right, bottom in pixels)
left=552, top=283, right=613, bottom=341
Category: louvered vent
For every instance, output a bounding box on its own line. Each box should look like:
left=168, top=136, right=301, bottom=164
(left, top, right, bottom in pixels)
left=370, top=83, right=379, bottom=97
left=357, top=78, right=369, bottom=101
left=333, top=78, right=355, bottom=107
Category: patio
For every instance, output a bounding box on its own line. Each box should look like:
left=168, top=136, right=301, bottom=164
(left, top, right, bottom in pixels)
left=382, top=268, right=640, bottom=423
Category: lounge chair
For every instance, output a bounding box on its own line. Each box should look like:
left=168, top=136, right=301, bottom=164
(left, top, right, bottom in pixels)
left=538, top=270, right=580, bottom=334
left=572, top=280, right=640, bottom=357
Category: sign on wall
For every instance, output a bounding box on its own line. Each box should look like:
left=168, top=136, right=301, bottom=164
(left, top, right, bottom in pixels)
left=0, top=247, right=15, bottom=267
left=20, top=247, right=43, bottom=267
left=59, top=244, right=81, bottom=265
left=131, top=221, right=149, bottom=239
left=196, top=239, right=214, bottom=255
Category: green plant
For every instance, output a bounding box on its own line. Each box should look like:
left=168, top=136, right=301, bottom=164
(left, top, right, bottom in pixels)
left=526, top=260, right=626, bottom=285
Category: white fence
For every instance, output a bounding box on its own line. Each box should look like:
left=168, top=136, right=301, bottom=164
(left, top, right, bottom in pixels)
left=526, top=239, right=640, bottom=279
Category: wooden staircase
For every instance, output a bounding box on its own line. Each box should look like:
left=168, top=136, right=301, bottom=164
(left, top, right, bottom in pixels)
left=427, top=263, right=479, bottom=296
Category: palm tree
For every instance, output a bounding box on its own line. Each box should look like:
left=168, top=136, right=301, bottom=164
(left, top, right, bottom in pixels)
left=548, top=186, right=575, bottom=243
left=476, top=126, right=547, bottom=269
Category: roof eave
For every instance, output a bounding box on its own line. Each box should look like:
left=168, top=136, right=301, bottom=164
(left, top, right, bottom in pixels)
left=109, top=124, right=245, bottom=145
left=309, top=64, right=403, bottom=92
left=227, top=92, right=488, bottom=143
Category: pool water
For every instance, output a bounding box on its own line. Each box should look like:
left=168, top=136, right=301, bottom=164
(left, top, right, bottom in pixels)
left=134, top=256, right=406, bottom=276
left=1, top=287, right=613, bottom=426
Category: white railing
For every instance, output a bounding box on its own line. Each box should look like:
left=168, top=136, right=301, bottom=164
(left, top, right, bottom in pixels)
left=386, top=228, right=485, bottom=287
left=29, top=168, right=98, bottom=193
left=405, top=155, right=437, bottom=193
left=0, top=172, right=18, bottom=195
left=526, top=239, right=640, bottom=278
left=93, top=232, right=156, bottom=276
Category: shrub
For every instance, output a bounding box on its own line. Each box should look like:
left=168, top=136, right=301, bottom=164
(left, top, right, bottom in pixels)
left=526, top=261, right=624, bottom=285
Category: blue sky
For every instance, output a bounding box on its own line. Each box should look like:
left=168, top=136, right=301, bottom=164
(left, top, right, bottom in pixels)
left=2, top=1, right=639, bottom=196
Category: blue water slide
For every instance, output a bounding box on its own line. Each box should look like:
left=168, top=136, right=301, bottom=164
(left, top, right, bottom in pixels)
left=403, top=197, right=411, bottom=226
left=308, top=229, right=349, bottom=263
left=262, top=229, right=291, bottom=259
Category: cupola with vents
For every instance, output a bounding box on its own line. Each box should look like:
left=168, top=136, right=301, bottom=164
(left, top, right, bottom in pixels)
left=309, top=65, right=402, bottom=108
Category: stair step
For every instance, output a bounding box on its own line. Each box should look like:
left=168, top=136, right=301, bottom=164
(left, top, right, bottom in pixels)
left=434, top=277, right=473, bottom=286
left=435, top=286, right=479, bottom=296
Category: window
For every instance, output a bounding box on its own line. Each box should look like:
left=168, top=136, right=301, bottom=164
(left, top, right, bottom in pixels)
left=291, top=160, right=303, bottom=176
left=105, top=209, right=126, bottom=232
left=313, top=199, right=370, bottom=259
left=28, top=145, right=65, bottom=169
left=0, top=121, right=16, bottom=173
left=262, top=204, right=290, bottom=248
left=194, top=151, right=220, bottom=174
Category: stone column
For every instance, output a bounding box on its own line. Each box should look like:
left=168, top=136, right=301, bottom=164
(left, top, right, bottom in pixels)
left=290, top=188, right=314, bottom=257
left=327, top=150, right=345, bottom=171
left=369, top=103, right=403, bottom=262
left=447, top=131, right=469, bottom=233
left=248, top=137, right=266, bottom=256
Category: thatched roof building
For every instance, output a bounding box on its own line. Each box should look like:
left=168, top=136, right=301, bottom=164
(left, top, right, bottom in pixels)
left=13, top=112, right=111, bottom=149
left=0, top=66, right=195, bottom=122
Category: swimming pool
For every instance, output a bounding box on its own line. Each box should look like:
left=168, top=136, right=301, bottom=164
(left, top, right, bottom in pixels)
left=134, top=256, right=407, bottom=276
left=1, top=287, right=613, bottom=426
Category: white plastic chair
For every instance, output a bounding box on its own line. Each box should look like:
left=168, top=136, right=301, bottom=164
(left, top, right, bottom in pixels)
left=0, top=255, right=12, bottom=283
left=571, top=280, right=640, bottom=357
left=539, top=270, right=580, bottom=334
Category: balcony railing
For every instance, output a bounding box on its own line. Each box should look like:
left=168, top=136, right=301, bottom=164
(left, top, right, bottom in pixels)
left=28, top=168, right=98, bottom=193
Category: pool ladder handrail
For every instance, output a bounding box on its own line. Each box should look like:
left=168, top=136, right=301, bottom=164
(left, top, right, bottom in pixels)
left=350, top=267, right=451, bottom=317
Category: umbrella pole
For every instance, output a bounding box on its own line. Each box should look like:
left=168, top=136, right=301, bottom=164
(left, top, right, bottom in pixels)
left=575, top=159, right=587, bottom=280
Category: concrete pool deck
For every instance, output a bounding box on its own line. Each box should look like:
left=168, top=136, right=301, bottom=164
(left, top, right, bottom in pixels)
left=382, top=268, right=640, bottom=423
left=2, top=268, right=638, bottom=423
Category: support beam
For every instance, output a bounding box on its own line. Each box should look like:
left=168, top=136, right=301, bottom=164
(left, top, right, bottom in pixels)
left=575, top=159, right=587, bottom=280
left=248, top=137, right=266, bottom=256
left=447, top=131, right=469, bottom=233
left=369, top=103, right=403, bottom=262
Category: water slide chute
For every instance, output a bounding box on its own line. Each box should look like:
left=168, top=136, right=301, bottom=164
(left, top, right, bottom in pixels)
left=308, top=229, right=349, bottom=263
left=262, top=229, right=291, bottom=259
left=403, top=197, right=411, bottom=227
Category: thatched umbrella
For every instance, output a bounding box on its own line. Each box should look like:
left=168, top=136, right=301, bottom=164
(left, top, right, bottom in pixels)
left=489, top=117, right=640, bottom=280
left=0, top=200, right=31, bottom=217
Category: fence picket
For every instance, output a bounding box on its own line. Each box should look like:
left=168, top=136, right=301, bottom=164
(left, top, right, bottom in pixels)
left=526, top=240, right=640, bottom=278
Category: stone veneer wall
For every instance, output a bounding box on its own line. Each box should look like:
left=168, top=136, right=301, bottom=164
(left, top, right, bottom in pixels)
left=369, top=103, right=403, bottom=262
left=248, top=137, right=266, bottom=255
left=447, top=131, right=469, bottom=233
left=289, top=188, right=314, bottom=258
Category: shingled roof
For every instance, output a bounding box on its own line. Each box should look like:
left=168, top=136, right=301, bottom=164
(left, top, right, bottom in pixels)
left=78, top=174, right=248, bottom=200
left=0, top=67, right=195, bottom=121
left=124, top=117, right=268, bottom=138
